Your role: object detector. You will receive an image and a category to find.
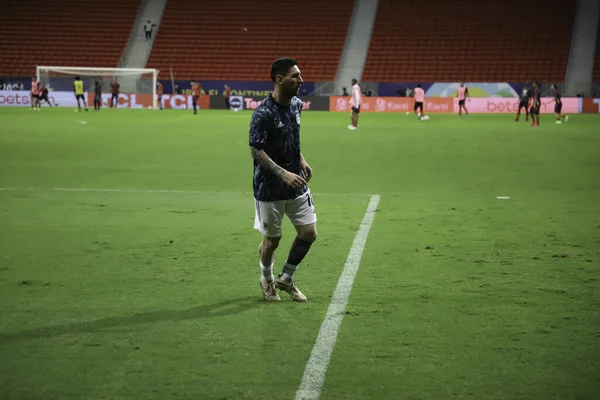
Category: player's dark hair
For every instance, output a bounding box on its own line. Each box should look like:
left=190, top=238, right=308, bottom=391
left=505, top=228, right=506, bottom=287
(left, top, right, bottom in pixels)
left=74, top=76, right=80, bottom=80
left=417, top=84, right=422, bottom=88
left=351, top=78, right=357, bottom=85
left=271, top=57, right=298, bottom=83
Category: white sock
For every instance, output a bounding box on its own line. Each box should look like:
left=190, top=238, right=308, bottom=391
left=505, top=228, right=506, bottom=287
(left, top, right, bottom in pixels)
left=260, top=261, right=274, bottom=283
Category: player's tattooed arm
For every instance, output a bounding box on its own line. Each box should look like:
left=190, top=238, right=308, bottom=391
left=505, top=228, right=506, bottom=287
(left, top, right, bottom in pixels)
left=250, top=147, right=286, bottom=177
left=250, top=147, right=306, bottom=189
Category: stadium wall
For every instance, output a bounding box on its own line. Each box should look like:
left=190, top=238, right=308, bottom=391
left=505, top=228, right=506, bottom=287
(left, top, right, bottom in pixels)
left=328, top=97, right=581, bottom=114
left=0, top=79, right=532, bottom=98
left=209, top=96, right=330, bottom=111
left=0, top=91, right=209, bottom=110
left=1, top=89, right=599, bottom=113
left=0, top=78, right=589, bottom=100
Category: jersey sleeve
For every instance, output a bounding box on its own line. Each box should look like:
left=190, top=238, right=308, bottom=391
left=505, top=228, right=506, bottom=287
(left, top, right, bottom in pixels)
left=295, top=98, right=303, bottom=115
left=249, top=107, right=269, bottom=149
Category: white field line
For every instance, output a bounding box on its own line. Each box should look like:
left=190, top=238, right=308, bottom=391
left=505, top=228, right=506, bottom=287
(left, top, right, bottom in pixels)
left=295, top=194, right=381, bottom=400
left=0, top=187, right=373, bottom=197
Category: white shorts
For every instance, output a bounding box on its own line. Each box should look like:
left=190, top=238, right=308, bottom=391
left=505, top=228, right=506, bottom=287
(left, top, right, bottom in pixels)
left=253, top=189, right=317, bottom=237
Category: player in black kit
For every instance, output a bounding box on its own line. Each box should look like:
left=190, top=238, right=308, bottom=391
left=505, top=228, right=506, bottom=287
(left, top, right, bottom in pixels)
left=544, top=84, right=569, bottom=124
left=249, top=57, right=317, bottom=302
left=515, top=80, right=532, bottom=122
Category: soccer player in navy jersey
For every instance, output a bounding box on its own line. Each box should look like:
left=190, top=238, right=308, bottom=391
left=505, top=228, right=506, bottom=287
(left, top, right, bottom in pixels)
left=544, top=84, right=569, bottom=124
left=515, top=80, right=532, bottom=122
left=38, top=83, right=52, bottom=107
left=249, top=57, right=317, bottom=302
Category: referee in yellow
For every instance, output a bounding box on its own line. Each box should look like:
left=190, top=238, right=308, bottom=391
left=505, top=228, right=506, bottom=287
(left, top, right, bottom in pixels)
left=74, top=76, right=88, bottom=112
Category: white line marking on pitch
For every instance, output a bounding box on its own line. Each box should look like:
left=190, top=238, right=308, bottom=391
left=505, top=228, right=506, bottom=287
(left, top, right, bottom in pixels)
left=295, top=194, right=380, bottom=400
left=0, top=187, right=372, bottom=197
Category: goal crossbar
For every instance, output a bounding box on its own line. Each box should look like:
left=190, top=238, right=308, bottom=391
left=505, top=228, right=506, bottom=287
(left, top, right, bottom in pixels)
left=37, top=66, right=158, bottom=76
left=37, top=65, right=159, bottom=109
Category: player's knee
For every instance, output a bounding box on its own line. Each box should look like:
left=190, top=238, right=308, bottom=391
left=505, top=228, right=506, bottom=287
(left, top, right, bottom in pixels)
left=262, top=236, right=281, bottom=251
left=299, top=228, right=317, bottom=243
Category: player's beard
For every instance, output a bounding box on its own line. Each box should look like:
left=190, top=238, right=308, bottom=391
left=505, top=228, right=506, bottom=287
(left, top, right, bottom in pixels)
left=284, top=83, right=301, bottom=99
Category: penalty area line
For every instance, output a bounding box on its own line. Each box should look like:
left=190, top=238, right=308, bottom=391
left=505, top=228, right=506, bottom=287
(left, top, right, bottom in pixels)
left=294, top=194, right=380, bottom=400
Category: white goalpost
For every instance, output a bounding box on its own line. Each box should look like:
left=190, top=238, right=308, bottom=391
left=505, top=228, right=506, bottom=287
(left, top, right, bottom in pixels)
left=36, top=66, right=159, bottom=109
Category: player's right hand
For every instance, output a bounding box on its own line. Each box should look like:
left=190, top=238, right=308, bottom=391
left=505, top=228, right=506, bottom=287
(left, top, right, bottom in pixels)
left=281, top=171, right=306, bottom=189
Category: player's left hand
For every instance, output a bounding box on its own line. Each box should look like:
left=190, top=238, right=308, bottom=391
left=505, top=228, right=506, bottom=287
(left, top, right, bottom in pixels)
left=301, top=161, right=313, bottom=183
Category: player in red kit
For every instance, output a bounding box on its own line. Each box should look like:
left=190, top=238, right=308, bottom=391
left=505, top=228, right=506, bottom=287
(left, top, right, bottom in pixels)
left=191, top=80, right=201, bottom=114
left=529, top=82, right=541, bottom=127
left=413, top=84, right=425, bottom=120
left=30, top=76, right=41, bottom=111
left=110, top=79, right=120, bottom=108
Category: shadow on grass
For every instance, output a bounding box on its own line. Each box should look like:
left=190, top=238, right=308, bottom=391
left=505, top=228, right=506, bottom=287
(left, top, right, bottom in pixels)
left=0, top=296, right=260, bottom=345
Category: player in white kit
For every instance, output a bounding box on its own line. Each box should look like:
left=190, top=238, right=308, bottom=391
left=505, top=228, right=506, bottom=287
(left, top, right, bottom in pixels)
left=348, top=78, right=361, bottom=130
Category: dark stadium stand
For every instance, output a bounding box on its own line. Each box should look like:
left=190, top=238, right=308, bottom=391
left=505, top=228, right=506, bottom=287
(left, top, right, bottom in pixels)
left=0, top=0, right=139, bottom=77
left=362, top=0, right=575, bottom=82
left=593, top=21, right=600, bottom=83
left=146, top=0, right=353, bottom=81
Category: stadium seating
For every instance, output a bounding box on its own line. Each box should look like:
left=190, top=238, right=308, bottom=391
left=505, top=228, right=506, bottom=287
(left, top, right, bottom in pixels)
left=146, top=0, right=353, bottom=81
left=362, top=0, right=575, bottom=82
left=0, top=0, right=139, bottom=77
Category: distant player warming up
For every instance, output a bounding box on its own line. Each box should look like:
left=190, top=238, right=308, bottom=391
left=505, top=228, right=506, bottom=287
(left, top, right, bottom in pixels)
left=413, top=84, right=425, bottom=120
left=157, top=82, right=163, bottom=110
left=110, top=79, right=120, bottom=108
left=457, top=82, right=469, bottom=117
left=224, top=84, right=231, bottom=110
left=74, top=76, right=88, bottom=112
left=30, top=76, right=41, bottom=111
left=516, top=80, right=532, bottom=121
left=249, top=57, right=317, bottom=302
left=191, top=80, right=201, bottom=114
left=348, top=78, right=361, bottom=130
left=93, top=78, right=102, bottom=111
left=544, top=84, right=569, bottom=124
left=39, top=83, right=52, bottom=107
left=529, top=82, right=541, bottom=127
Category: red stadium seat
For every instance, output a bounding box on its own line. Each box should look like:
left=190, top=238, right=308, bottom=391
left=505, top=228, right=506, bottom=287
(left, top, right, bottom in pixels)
left=0, top=0, right=139, bottom=76
left=146, top=0, right=353, bottom=81
left=362, top=0, right=575, bottom=83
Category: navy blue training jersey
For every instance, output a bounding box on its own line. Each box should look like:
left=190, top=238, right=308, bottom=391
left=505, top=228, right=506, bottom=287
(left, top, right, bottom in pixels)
left=249, top=95, right=307, bottom=202
left=554, top=91, right=562, bottom=104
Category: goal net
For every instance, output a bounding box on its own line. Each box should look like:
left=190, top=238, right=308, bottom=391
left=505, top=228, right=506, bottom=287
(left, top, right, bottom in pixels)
left=36, top=66, right=158, bottom=109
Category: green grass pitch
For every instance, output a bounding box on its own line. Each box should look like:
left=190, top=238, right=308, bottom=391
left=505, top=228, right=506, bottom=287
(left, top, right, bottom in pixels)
left=1, top=107, right=599, bottom=399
